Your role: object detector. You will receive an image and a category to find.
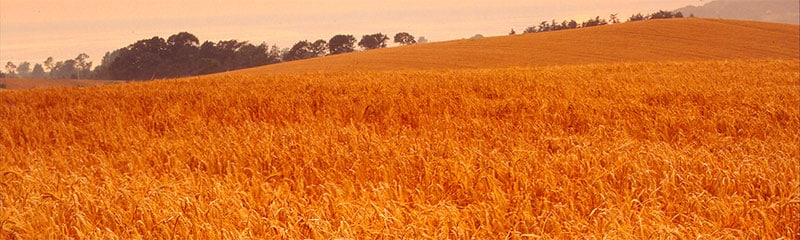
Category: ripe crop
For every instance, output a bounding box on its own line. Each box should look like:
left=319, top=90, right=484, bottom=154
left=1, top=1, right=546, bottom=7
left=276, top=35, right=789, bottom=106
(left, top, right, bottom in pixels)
left=244, top=19, right=800, bottom=75
left=1, top=59, right=798, bottom=238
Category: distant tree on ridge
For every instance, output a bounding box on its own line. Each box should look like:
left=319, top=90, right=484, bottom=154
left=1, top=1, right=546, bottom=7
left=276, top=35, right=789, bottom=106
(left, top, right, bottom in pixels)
left=284, top=40, right=316, bottom=61
left=31, top=63, right=46, bottom=78
left=329, top=34, right=357, bottom=55
left=16, top=62, right=31, bottom=78
left=394, top=32, right=416, bottom=45
left=358, top=33, right=390, bottom=50
left=311, top=39, right=328, bottom=57
left=4, top=62, right=16, bottom=77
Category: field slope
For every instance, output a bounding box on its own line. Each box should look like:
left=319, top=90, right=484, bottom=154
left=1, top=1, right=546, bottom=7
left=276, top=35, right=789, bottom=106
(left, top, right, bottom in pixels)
left=0, top=78, right=123, bottom=90
left=0, top=19, right=798, bottom=239
left=239, top=18, right=799, bottom=74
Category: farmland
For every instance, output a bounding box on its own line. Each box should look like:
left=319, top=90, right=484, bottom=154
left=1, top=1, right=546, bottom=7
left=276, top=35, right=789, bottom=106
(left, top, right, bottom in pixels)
left=0, top=78, right=123, bottom=90
left=1, top=19, right=799, bottom=239
left=240, top=18, right=799, bottom=74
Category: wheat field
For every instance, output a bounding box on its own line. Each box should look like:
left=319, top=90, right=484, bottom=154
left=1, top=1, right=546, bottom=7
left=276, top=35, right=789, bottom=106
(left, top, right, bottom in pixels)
left=240, top=18, right=800, bottom=74
left=0, top=78, right=124, bottom=90
left=1, top=59, right=798, bottom=238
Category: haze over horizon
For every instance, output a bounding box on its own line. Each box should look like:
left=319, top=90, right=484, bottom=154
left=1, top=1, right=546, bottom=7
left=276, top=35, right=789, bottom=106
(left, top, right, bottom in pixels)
left=0, top=0, right=720, bottom=66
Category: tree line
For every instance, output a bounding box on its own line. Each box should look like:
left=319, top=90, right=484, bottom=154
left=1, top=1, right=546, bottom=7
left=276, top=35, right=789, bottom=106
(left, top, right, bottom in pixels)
left=102, top=33, right=287, bottom=80
left=628, top=10, right=685, bottom=22
left=2, top=10, right=685, bottom=80
left=514, top=10, right=684, bottom=34
left=1, top=34, right=283, bottom=80
left=4, top=54, right=92, bottom=79
left=2, top=32, right=425, bottom=80
left=282, top=32, right=419, bottom=62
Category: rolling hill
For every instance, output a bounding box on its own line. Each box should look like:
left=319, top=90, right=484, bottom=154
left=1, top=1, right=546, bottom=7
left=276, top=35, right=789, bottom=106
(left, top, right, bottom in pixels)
left=0, top=78, right=123, bottom=90
left=4, top=18, right=797, bottom=90
left=237, top=18, right=799, bottom=74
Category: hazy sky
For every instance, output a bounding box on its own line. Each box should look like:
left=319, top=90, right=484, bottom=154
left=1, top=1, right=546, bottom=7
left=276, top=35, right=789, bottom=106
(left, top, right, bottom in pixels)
left=0, top=0, right=703, bottom=66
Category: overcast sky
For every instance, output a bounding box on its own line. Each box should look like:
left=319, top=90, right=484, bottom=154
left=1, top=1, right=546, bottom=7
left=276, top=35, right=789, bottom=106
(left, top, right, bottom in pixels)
left=0, top=0, right=703, bottom=66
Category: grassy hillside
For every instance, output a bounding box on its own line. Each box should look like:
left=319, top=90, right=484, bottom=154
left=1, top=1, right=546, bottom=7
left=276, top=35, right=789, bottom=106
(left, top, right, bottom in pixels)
left=238, top=18, right=799, bottom=74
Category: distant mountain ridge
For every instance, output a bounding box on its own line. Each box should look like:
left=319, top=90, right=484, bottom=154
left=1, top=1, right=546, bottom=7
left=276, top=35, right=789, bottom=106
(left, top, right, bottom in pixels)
left=675, top=0, right=799, bottom=24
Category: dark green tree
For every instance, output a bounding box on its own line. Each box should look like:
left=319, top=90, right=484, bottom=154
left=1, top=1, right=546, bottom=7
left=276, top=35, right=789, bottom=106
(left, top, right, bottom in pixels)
left=358, top=33, right=389, bottom=50
left=394, top=32, right=416, bottom=45
left=329, top=35, right=356, bottom=55
left=195, top=41, right=223, bottom=74
left=582, top=16, right=607, bottom=27
left=195, top=58, right=222, bottom=75
left=93, top=49, right=123, bottom=79
left=539, top=21, right=551, bottom=32
left=43, top=57, right=54, bottom=74
left=212, top=40, right=247, bottom=70
left=4, top=62, right=16, bottom=77
left=628, top=13, right=647, bottom=22
left=16, top=62, right=31, bottom=78
left=568, top=20, right=578, bottom=29
left=110, top=36, right=168, bottom=80
left=284, top=40, right=315, bottom=61
left=51, top=59, right=79, bottom=79
left=101, top=32, right=283, bottom=80
left=650, top=10, right=679, bottom=19
left=268, top=45, right=283, bottom=63
left=311, top=39, right=328, bottom=57
left=167, top=32, right=200, bottom=47
left=232, top=42, right=277, bottom=68
left=609, top=13, right=620, bottom=24
left=165, top=32, right=200, bottom=77
left=74, top=53, right=91, bottom=79
left=31, top=63, right=46, bottom=78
